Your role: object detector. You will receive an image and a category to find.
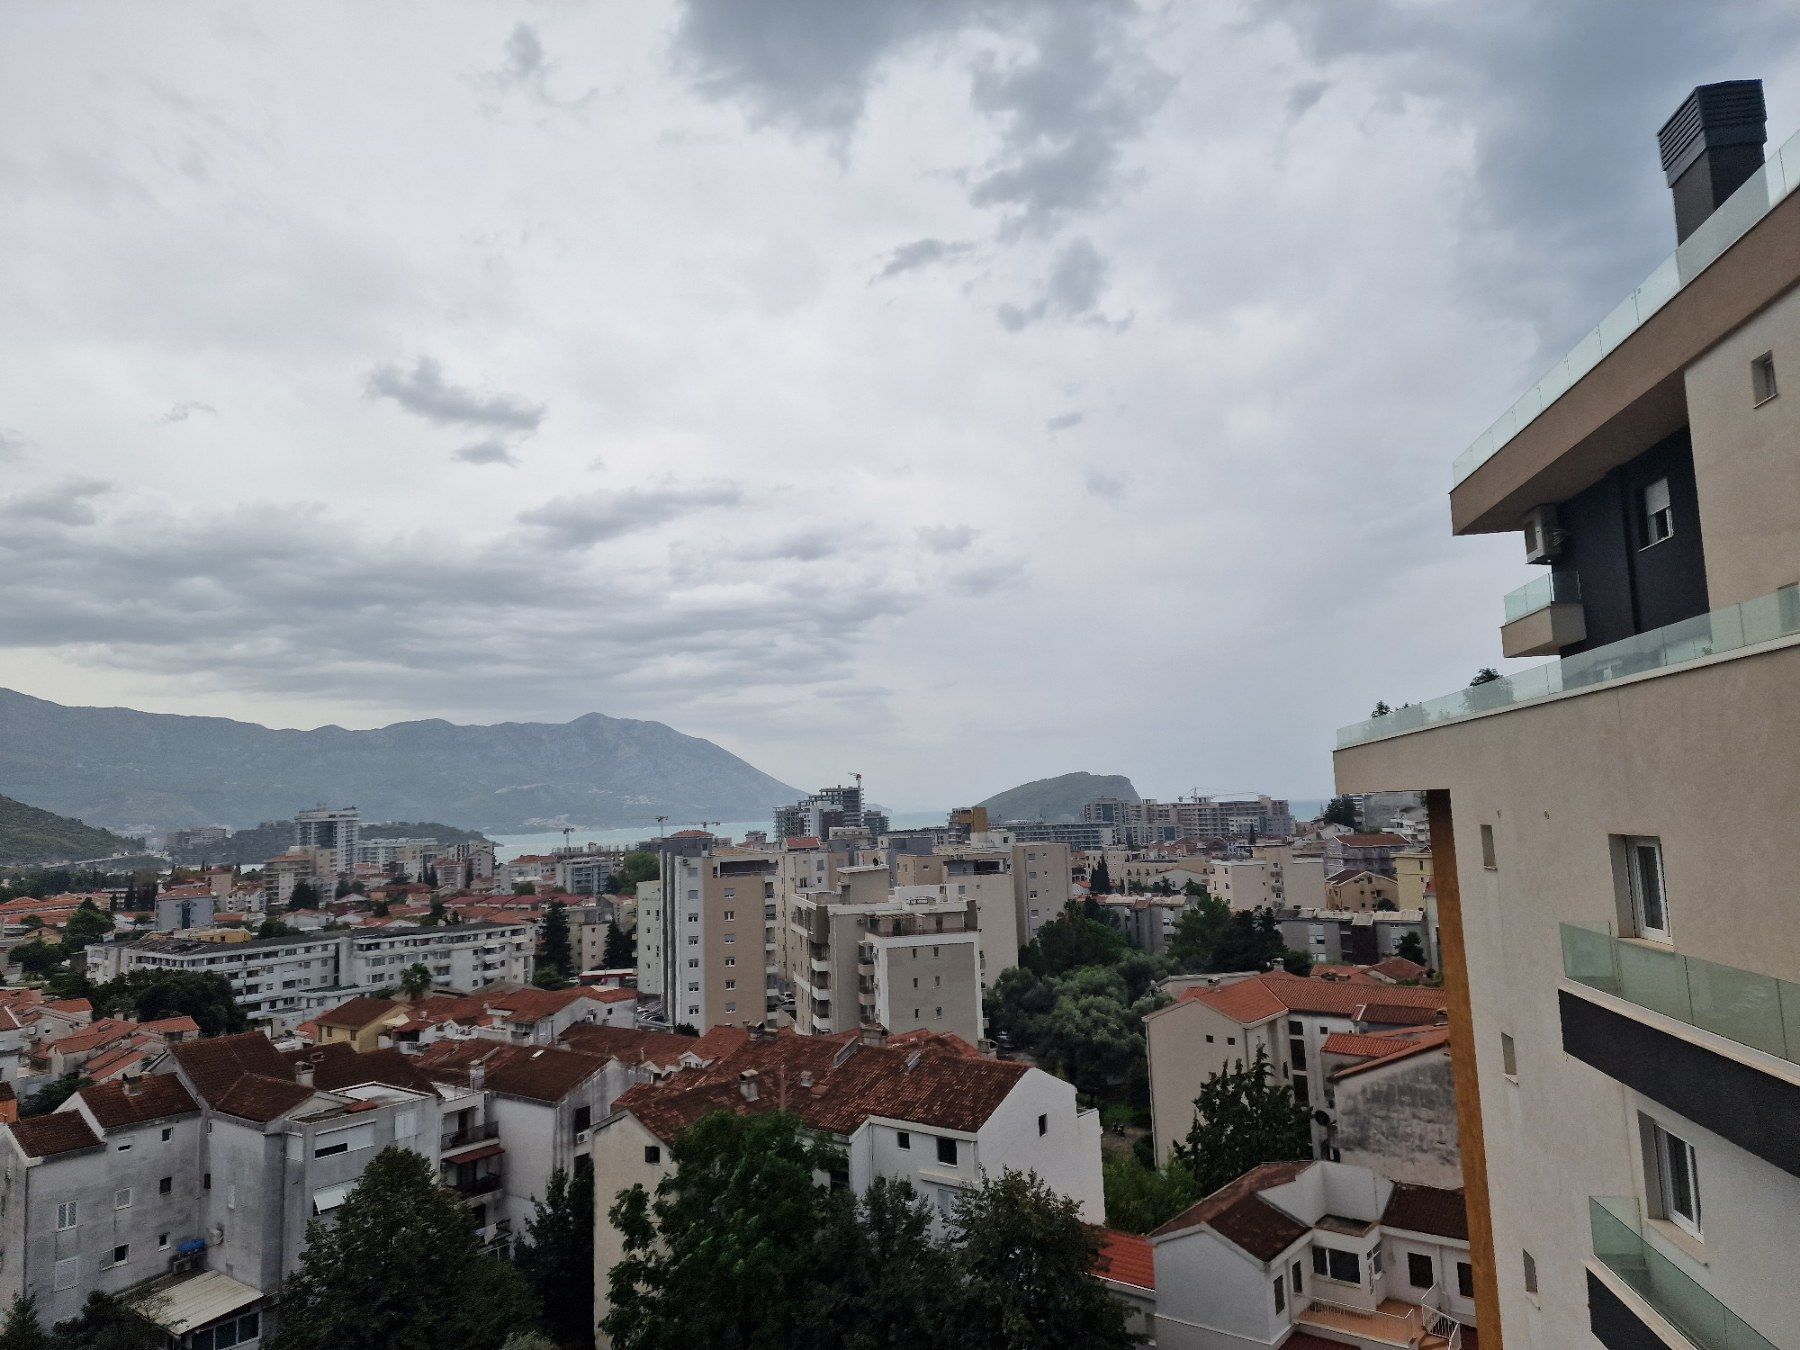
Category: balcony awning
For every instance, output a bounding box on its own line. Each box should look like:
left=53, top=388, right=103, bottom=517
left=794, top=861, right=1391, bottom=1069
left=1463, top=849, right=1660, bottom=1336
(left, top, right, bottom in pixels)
left=144, top=1270, right=263, bottom=1336
left=311, top=1181, right=353, bottom=1214
left=452, top=1142, right=504, bottom=1164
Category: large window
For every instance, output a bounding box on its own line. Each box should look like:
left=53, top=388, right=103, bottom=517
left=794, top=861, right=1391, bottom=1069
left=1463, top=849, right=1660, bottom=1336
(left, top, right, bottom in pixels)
left=1408, top=1252, right=1434, bottom=1289
left=1625, top=837, right=1670, bottom=942
left=1312, top=1246, right=1360, bottom=1284
left=936, top=1136, right=958, bottom=1166
left=1642, top=477, right=1674, bottom=546
left=1647, top=1118, right=1702, bottom=1237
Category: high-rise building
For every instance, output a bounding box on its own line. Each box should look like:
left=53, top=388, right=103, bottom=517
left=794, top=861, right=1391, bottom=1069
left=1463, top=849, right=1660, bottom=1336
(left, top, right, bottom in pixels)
left=293, top=806, right=359, bottom=876
left=1334, top=79, right=1799, bottom=1349
left=774, top=783, right=866, bottom=841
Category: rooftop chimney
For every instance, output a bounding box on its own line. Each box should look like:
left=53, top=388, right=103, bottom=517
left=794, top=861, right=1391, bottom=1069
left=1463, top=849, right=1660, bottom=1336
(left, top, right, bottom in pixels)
left=294, top=1060, right=315, bottom=1088
left=1659, top=80, right=1767, bottom=243
left=738, top=1069, right=759, bottom=1102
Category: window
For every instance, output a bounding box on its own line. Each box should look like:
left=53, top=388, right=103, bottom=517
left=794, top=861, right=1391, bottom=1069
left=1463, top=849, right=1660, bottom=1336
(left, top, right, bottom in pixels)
left=1226, top=1036, right=1236, bottom=1046
left=723, top=910, right=734, bottom=920
left=1288, top=1018, right=1303, bottom=1034
left=1037, top=1113, right=1048, bottom=1137
left=936, top=1136, right=958, bottom=1166
left=158, top=1233, right=169, bottom=1251
left=1647, top=1118, right=1702, bottom=1237
left=1273, top=1274, right=1286, bottom=1314
left=1501, top=1033, right=1518, bottom=1079
left=56, top=1201, right=76, bottom=1231
left=1289, top=1037, right=1306, bottom=1069
left=1290, top=1259, right=1302, bottom=1294
left=110, top=1245, right=129, bottom=1267
left=53, top=1258, right=78, bottom=1291
left=114, top=1187, right=132, bottom=1210
left=572, top=1106, right=592, bottom=1134
left=644, top=1145, right=661, bottom=1165
left=1753, top=351, right=1778, bottom=405
left=1522, top=1249, right=1538, bottom=1296
left=897, top=1131, right=911, bottom=1151
left=1408, top=1252, right=1434, bottom=1289
left=1479, top=824, right=1497, bottom=870
left=1626, top=837, right=1670, bottom=942
left=1318, top=1247, right=1359, bottom=1284
left=1643, top=477, right=1673, bottom=546
left=161, top=1127, right=174, bottom=1142
left=1205, top=1034, right=1214, bottom=1043
left=1457, top=1261, right=1474, bottom=1298
left=1293, top=1074, right=1310, bottom=1107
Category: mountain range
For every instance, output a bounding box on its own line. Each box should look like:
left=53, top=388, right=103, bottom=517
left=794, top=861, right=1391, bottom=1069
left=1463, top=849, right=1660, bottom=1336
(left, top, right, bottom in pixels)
left=0, top=793, right=143, bottom=866
left=0, top=688, right=801, bottom=836
left=976, top=772, right=1139, bottom=823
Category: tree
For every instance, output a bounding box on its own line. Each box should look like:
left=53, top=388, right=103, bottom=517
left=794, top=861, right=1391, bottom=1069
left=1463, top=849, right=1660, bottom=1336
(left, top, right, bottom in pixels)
left=602, top=920, right=635, bottom=968
left=1171, top=1048, right=1311, bottom=1197
left=269, top=1147, right=539, bottom=1350
left=512, top=882, right=538, bottom=896
left=1370, top=701, right=1392, bottom=718
left=1469, top=667, right=1501, bottom=686
left=50, top=1291, right=165, bottom=1349
left=1086, top=858, right=1112, bottom=895
left=987, top=965, right=1163, bottom=1098
left=1374, top=898, right=1399, bottom=913
left=817, top=1176, right=958, bottom=1350
left=401, top=962, right=434, bottom=1001
left=427, top=897, right=448, bottom=925
left=516, top=1168, right=593, bottom=1349
left=421, top=865, right=438, bottom=888
left=602, top=1112, right=851, bottom=1349
left=949, top=1170, right=1134, bottom=1350
left=1321, top=795, right=1359, bottom=828
left=0, top=1295, right=51, bottom=1350
left=10, top=941, right=67, bottom=976
left=617, top=851, right=659, bottom=887
left=91, top=970, right=247, bottom=1036
left=1395, top=932, right=1427, bottom=967
left=334, top=879, right=353, bottom=899
left=1166, top=894, right=1232, bottom=972
left=257, top=917, right=301, bottom=939
left=540, top=902, right=573, bottom=979
left=1280, top=949, right=1314, bottom=977
left=287, top=880, right=320, bottom=910
left=1101, top=1152, right=1199, bottom=1235
left=21, top=1073, right=86, bottom=1118
left=1022, top=903, right=1127, bottom=976
left=1207, top=909, right=1285, bottom=973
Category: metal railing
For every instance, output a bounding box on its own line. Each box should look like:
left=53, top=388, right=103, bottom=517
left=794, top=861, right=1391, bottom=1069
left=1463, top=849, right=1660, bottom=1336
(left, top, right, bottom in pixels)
left=1590, top=1197, right=1776, bottom=1350
left=1562, top=922, right=1800, bottom=1067
left=1338, top=586, right=1800, bottom=748
left=1502, top=570, right=1581, bottom=624
left=449, top=1172, right=502, bottom=1196
left=440, top=1121, right=500, bottom=1150
left=1454, top=125, right=1800, bottom=486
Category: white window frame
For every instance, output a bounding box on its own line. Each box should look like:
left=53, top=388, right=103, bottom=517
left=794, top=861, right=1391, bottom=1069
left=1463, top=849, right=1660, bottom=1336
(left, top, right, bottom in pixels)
left=1626, top=837, right=1671, bottom=943
left=56, top=1201, right=77, bottom=1231
left=1650, top=1119, right=1703, bottom=1238
left=1642, top=477, right=1674, bottom=547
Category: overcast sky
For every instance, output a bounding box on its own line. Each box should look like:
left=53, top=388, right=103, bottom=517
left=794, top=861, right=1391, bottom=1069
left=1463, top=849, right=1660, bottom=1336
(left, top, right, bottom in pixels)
left=2, top=2, right=1797, bottom=810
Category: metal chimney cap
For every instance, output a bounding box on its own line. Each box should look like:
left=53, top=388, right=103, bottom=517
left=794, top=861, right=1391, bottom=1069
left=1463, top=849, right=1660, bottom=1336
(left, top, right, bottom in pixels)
left=1658, top=80, right=1766, bottom=185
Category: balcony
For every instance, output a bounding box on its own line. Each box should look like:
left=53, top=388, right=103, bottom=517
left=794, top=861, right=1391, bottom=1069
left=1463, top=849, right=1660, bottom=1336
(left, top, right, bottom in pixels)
left=441, top=1121, right=501, bottom=1151
left=448, top=1172, right=502, bottom=1197
left=1338, top=586, right=1800, bottom=749
left=1500, top=572, right=1585, bottom=658
left=1562, top=923, right=1800, bottom=1068
left=1454, top=124, right=1800, bottom=488
left=1590, top=1198, right=1775, bottom=1350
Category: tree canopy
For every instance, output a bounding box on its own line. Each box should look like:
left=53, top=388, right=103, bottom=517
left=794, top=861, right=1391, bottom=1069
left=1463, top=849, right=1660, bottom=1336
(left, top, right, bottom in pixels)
left=269, top=1147, right=539, bottom=1350
left=616, top=851, right=660, bottom=887
left=515, top=1168, right=594, bottom=1349
left=90, top=970, right=248, bottom=1037
left=538, top=902, right=574, bottom=984
left=1321, top=795, right=1359, bottom=828
left=1395, top=932, right=1427, bottom=967
left=1022, top=902, right=1128, bottom=976
left=1171, top=1047, right=1312, bottom=1197
left=601, top=920, right=635, bottom=968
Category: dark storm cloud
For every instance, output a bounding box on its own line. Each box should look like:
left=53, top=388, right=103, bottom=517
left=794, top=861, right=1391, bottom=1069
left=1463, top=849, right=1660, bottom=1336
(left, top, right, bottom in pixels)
left=518, top=482, right=744, bottom=549
left=365, top=356, right=545, bottom=433
left=0, top=479, right=111, bottom=527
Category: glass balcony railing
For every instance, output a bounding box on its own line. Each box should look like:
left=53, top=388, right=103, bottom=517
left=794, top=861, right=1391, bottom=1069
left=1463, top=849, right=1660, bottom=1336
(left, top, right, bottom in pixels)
left=1453, top=125, right=1800, bottom=487
left=1503, top=571, right=1581, bottom=624
left=1561, top=922, right=1800, bottom=1067
left=1337, top=586, right=1800, bottom=748
left=1590, top=1198, right=1776, bottom=1350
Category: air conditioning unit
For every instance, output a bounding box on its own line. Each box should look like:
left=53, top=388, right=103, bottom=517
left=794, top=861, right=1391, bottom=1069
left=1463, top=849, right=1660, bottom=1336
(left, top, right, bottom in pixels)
left=575, top=1129, right=592, bottom=1147
left=1522, top=504, right=1564, bottom=563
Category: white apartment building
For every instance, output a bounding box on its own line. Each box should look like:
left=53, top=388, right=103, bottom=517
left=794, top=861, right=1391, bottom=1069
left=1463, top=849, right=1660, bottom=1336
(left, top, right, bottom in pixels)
left=292, top=807, right=359, bottom=877
left=593, top=1027, right=1103, bottom=1344
left=88, top=922, right=535, bottom=1030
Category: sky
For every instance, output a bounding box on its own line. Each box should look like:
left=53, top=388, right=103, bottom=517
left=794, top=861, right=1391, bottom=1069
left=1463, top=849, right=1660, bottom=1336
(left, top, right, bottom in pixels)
left=2, top=2, right=1798, bottom=811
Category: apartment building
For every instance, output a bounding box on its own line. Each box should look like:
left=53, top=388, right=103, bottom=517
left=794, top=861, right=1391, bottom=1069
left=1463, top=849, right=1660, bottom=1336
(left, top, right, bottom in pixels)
left=89, top=922, right=535, bottom=1030
left=1100, top=895, right=1188, bottom=956
left=1326, top=869, right=1400, bottom=913
left=657, top=848, right=777, bottom=1031
left=1210, top=859, right=1275, bottom=912
left=292, top=807, right=359, bottom=877
left=1146, top=1160, right=1475, bottom=1349
left=593, top=1026, right=1104, bottom=1343
left=1081, top=795, right=1295, bottom=846
left=774, top=782, right=867, bottom=841
left=1333, top=80, right=1800, bottom=1349
left=1144, top=972, right=1448, bottom=1166
left=890, top=849, right=1020, bottom=983
left=1254, top=842, right=1328, bottom=911
left=1322, top=833, right=1411, bottom=880
left=1278, top=907, right=1434, bottom=970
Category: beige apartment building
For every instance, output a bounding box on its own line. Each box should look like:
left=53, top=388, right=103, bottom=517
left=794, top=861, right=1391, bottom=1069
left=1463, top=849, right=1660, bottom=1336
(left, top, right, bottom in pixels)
left=1254, top=841, right=1328, bottom=911
left=1335, top=80, right=1800, bottom=1350
left=1325, top=869, right=1400, bottom=913
left=659, top=848, right=777, bottom=1032
left=1394, top=849, right=1434, bottom=911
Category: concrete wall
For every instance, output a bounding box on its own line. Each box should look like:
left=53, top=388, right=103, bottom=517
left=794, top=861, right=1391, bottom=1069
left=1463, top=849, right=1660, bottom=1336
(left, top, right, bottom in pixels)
left=1145, top=1000, right=1281, bottom=1167
left=1331, top=1050, right=1461, bottom=1190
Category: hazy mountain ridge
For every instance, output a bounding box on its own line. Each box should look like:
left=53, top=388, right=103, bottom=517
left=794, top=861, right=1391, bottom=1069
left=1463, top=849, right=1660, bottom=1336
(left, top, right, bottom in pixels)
left=0, top=793, right=142, bottom=866
left=976, top=772, right=1139, bottom=823
left=0, top=689, right=801, bottom=834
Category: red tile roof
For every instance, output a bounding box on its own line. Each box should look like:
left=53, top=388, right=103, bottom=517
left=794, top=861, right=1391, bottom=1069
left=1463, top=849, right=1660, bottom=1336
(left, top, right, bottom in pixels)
left=1330, top=1026, right=1451, bottom=1080
left=558, top=1024, right=712, bottom=1070
left=1382, top=1182, right=1469, bottom=1241
left=1174, top=979, right=1289, bottom=1025
left=613, top=1030, right=1028, bottom=1144
left=1175, top=973, right=1448, bottom=1025
left=414, top=1040, right=608, bottom=1103
left=77, top=1075, right=200, bottom=1129
left=1093, top=1229, right=1155, bottom=1290
left=169, top=1031, right=319, bottom=1123
left=314, top=996, right=403, bottom=1030
left=1150, top=1161, right=1313, bottom=1259
left=285, top=1044, right=433, bottom=1095
left=7, top=1112, right=103, bottom=1158
left=46, top=1018, right=140, bottom=1055
left=1369, top=956, right=1430, bottom=982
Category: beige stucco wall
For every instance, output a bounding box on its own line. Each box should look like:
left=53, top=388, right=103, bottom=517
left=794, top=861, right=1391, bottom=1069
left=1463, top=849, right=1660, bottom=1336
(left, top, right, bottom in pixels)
left=1145, top=999, right=1281, bottom=1166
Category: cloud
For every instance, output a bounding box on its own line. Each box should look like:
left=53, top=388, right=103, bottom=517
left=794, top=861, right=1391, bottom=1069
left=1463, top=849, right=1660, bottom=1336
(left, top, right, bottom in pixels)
left=1083, top=471, right=1125, bottom=500
left=454, top=439, right=518, bottom=467
left=365, top=357, right=545, bottom=433
left=915, top=524, right=978, bottom=554
left=874, top=237, right=973, bottom=281
left=1044, top=410, right=1083, bottom=433
left=158, top=400, right=217, bottom=423
left=518, top=482, right=744, bottom=549
left=478, top=23, right=596, bottom=113
left=0, top=479, right=111, bottom=527
left=0, top=428, right=30, bottom=461
left=996, top=236, right=1111, bottom=330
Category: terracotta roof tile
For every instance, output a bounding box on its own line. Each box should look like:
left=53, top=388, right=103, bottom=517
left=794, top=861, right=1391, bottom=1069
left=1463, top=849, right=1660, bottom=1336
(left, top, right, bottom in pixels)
left=314, top=996, right=402, bottom=1030
left=1093, top=1229, right=1155, bottom=1290
left=1368, top=956, right=1429, bottom=982
left=78, top=1075, right=200, bottom=1129
left=213, top=1074, right=316, bottom=1122
left=169, top=1032, right=292, bottom=1107
left=415, top=1041, right=607, bottom=1103
left=558, top=1025, right=710, bottom=1069
left=1330, top=1026, right=1451, bottom=1080
left=1149, top=1161, right=1314, bottom=1260
left=1382, top=1183, right=1468, bottom=1241
left=8, top=1112, right=103, bottom=1158
left=285, top=1044, right=433, bottom=1095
